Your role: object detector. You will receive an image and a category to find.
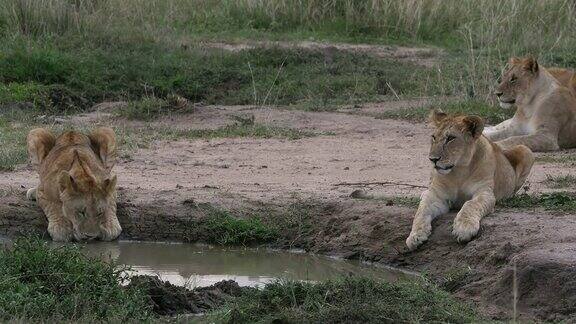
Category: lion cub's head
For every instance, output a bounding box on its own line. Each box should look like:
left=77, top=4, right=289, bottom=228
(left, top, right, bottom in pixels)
left=494, top=57, right=539, bottom=109
left=428, top=110, right=484, bottom=175
left=59, top=151, right=117, bottom=238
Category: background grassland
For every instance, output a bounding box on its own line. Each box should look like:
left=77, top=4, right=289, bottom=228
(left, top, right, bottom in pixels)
left=2, top=0, right=576, bottom=116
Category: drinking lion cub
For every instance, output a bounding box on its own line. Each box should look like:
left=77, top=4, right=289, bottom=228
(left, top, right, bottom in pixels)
left=406, top=111, right=534, bottom=250
left=27, top=128, right=121, bottom=242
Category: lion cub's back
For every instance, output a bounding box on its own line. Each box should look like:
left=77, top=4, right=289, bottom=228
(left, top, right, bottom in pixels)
left=490, top=141, right=523, bottom=200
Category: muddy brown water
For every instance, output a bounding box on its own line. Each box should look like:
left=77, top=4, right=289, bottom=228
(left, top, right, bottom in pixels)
left=79, top=240, right=409, bottom=288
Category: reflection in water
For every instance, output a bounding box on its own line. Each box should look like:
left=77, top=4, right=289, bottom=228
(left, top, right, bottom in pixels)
left=80, top=241, right=407, bottom=288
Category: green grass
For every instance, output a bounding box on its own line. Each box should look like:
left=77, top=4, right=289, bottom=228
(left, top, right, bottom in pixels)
left=0, top=118, right=30, bottom=171
left=499, top=192, right=576, bottom=212
left=0, top=39, right=437, bottom=111
left=0, top=238, right=152, bottom=322
left=544, top=174, right=576, bottom=189
left=375, top=99, right=513, bottom=125
left=199, top=206, right=278, bottom=246
left=214, top=277, right=481, bottom=323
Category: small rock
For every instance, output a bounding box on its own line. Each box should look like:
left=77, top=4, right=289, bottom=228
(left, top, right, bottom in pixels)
left=350, top=189, right=369, bottom=199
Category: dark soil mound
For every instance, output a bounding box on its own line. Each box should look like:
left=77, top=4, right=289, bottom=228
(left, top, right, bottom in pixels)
left=488, top=243, right=576, bottom=321
left=128, top=276, right=244, bottom=316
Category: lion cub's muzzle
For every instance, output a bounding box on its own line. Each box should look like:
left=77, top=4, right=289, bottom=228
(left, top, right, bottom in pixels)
left=429, top=156, right=454, bottom=175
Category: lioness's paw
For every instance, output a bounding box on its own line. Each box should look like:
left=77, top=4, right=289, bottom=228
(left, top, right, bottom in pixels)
left=48, top=222, right=74, bottom=242
left=100, top=219, right=122, bottom=241
left=26, top=188, right=37, bottom=201
left=406, top=230, right=429, bottom=251
left=452, top=217, right=480, bottom=243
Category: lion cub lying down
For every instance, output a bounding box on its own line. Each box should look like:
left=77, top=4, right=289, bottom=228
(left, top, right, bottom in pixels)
left=27, top=128, right=121, bottom=242
left=484, top=57, right=576, bottom=151
left=406, top=111, right=534, bottom=250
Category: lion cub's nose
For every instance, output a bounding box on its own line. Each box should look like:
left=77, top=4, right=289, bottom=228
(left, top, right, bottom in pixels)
left=494, top=91, right=503, bottom=97
left=429, top=157, right=440, bottom=164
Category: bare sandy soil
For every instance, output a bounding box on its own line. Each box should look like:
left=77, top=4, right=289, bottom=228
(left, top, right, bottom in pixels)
left=1, top=100, right=576, bottom=321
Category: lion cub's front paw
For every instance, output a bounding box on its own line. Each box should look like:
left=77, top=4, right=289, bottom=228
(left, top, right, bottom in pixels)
left=406, top=230, right=430, bottom=251
left=452, top=217, right=480, bottom=243
left=48, top=221, right=74, bottom=242
left=100, top=219, right=122, bottom=241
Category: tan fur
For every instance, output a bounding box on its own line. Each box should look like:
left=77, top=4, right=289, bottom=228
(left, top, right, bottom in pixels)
left=406, top=111, right=534, bottom=250
left=547, top=67, right=576, bottom=94
left=484, top=57, right=576, bottom=151
left=27, top=128, right=121, bottom=242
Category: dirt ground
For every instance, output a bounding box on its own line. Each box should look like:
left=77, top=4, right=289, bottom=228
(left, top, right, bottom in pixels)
left=2, top=100, right=576, bottom=321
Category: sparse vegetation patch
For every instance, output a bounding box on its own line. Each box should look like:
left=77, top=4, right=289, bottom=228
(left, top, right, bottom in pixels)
left=214, top=277, right=480, bottom=323
left=499, top=192, right=576, bottom=212
left=375, top=100, right=512, bottom=125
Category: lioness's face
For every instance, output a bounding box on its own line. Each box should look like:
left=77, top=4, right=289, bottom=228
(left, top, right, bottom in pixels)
left=495, top=57, right=539, bottom=109
left=428, top=111, right=484, bottom=175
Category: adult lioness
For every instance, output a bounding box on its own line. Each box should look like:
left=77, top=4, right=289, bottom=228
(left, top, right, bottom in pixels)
left=406, top=111, right=534, bottom=250
left=27, top=128, right=121, bottom=242
left=548, top=67, right=576, bottom=95
left=483, top=57, right=576, bottom=151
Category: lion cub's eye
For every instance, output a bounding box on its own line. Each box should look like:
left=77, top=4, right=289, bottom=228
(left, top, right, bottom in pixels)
left=431, top=135, right=436, bottom=141
left=445, top=135, right=456, bottom=143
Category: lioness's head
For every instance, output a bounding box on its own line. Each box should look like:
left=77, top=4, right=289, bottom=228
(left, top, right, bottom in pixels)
left=58, top=151, right=117, bottom=237
left=494, top=57, right=539, bottom=109
left=428, top=110, right=484, bottom=175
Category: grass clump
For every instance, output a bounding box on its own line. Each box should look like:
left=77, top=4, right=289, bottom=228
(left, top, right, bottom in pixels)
left=178, top=123, right=315, bottom=140
left=536, top=154, right=576, bottom=165
left=0, top=237, right=151, bottom=322
left=499, top=192, right=576, bottom=212
left=117, top=95, right=190, bottom=121
left=376, top=99, right=512, bottom=125
left=200, top=206, right=278, bottom=246
left=217, top=277, right=480, bottom=323
left=0, top=118, right=29, bottom=171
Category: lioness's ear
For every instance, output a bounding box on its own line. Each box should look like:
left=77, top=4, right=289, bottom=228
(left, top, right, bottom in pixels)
left=462, top=115, right=484, bottom=139
left=88, top=127, right=117, bottom=172
left=522, top=56, right=538, bottom=73
left=103, top=175, right=117, bottom=194
left=58, top=171, right=77, bottom=193
left=429, top=109, right=447, bottom=127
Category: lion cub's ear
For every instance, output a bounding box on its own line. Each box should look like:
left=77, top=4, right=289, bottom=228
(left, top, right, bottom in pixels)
left=103, top=175, right=117, bottom=194
left=522, top=56, right=538, bottom=73
left=462, top=115, right=484, bottom=139
left=429, top=109, right=447, bottom=127
left=27, top=128, right=56, bottom=171
left=88, top=127, right=117, bottom=172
